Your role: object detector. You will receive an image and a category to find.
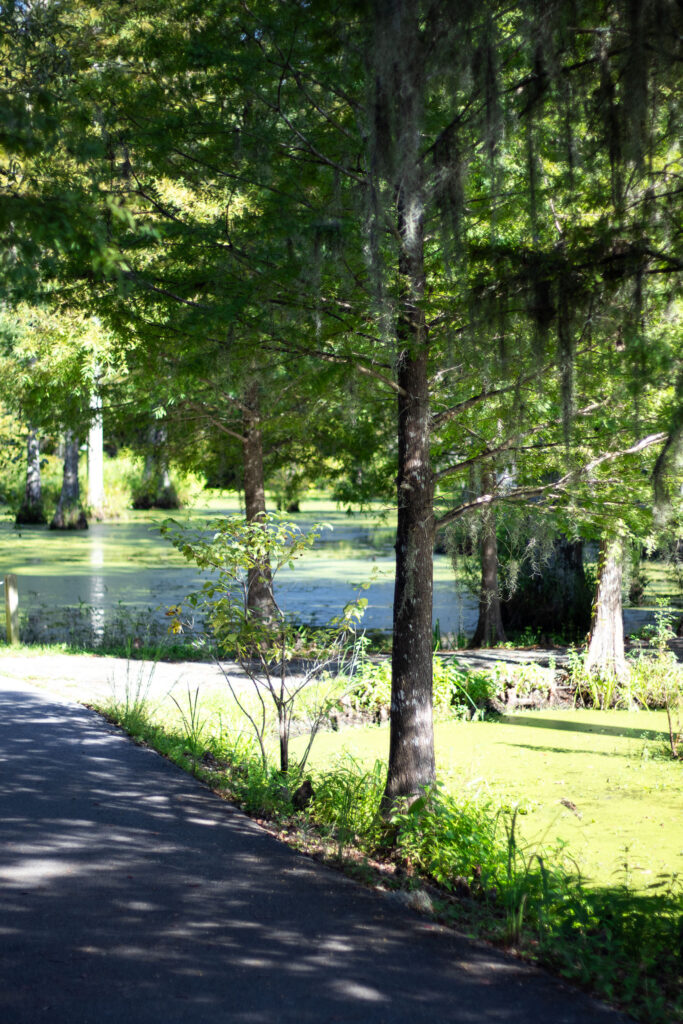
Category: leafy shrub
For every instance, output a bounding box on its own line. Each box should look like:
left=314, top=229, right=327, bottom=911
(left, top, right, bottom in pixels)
left=164, top=512, right=367, bottom=774
left=1, top=450, right=64, bottom=517
left=122, top=449, right=205, bottom=510
left=347, top=659, right=392, bottom=712
left=488, top=660, right=553, bottom=701
left=390, top=784, right=502, bottom=889
left=346, top=656, right=498, bottom=720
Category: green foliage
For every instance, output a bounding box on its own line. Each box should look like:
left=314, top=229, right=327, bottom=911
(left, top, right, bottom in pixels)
left=310, top=757, right=386, bottom=861
left=570, top=605, right=683, bottom=734
left=163, top=512, right=367, bottom=774
left=433, top=659, right=497, bottom=717
left=487, top=660, right=553, bottom=702
left=99, top=675, right=683, bottom=1024
left=124, top=451, right=204, bottom=512
left=387, top=786, right=681, bottom=1021
left=105, top=680, right=683, bottom=1022
left=105, top=651, right=159, bottom=741
left=0, top=448, right=63, bottom=516
left=268, top=464, right=310, bottom=513
left=389, top=785, right=503, bottom=890
left=346, top=658, right=392, bottom=712
left=163, top=512, right=366, bottom=660
left=170, top=686, right=208, bottom=767
left=346, top=655, right=498, bottom=720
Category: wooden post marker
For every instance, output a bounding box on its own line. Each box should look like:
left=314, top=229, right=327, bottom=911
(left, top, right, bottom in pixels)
left=4, top=574, right=19, bottom=645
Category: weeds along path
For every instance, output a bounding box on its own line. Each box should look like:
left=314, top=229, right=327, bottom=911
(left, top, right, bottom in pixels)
left=3, top=644, right=680, bottom=708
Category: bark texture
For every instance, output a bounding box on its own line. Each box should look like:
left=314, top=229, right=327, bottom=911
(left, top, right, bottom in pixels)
left=381, top=3, right=436, bottom=807
left=243, top=382, right=275, bottom=619
left=585, top=535, right=629, bottom=680
left=384, top=344, right=436, bottom=807
left=50, top=433, right=88, bottom=530
left=16, top=430, right=46, bottom=525
left=470, top=485, right=506, bottom=647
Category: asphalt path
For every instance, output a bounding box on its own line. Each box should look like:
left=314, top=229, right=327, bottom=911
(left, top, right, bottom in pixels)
left=0, top=679, right=631, bottom=1024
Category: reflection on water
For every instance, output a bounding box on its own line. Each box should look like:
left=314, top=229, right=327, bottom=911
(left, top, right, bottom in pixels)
left=0, top=510, right=664, bottom=647
left=87, top=536, right=107, bottom=639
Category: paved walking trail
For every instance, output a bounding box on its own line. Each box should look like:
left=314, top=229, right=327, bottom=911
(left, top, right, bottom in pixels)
left=0, top=672, right=634, bottom=1024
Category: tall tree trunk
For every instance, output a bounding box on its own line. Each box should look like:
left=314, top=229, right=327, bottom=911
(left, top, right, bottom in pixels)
left=585, top=535, right=628, bottom=680
left=383, top=343, right=436, bottom=808
left=242, top=381, right=276, bottom=619
left=16, top=429, right=46, bottom=525
left=87, top=383, right=106, bottom=518
left=470, top=476, right=506, bottom=647
left=382, top=4, right=435, bottom=807
left=50, top=432, right=88, bottom=530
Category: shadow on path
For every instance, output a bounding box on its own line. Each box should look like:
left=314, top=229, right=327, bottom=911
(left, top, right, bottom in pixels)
left=0, top=682, right=629, bottom=1024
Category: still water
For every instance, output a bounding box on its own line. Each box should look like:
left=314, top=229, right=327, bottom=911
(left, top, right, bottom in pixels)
left=1, top=500, right=658, bottom=646
left=2, top=501, right=478, bottom=645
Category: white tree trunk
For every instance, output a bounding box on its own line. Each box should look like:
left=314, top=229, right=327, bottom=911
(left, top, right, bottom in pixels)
left=585, top=535, right=628, bottom=681
left=87, top=388, right=105, bottom=517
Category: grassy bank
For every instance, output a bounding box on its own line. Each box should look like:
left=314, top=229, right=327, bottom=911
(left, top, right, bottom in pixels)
left=92, top=665, right=681, bottom=1024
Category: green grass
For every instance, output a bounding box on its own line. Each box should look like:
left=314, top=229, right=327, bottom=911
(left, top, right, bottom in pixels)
left=94, top=669, right=683, bottom=894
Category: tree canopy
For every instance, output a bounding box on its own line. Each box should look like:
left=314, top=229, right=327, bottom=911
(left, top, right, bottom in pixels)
left=1, top=0, right=681, bottom=802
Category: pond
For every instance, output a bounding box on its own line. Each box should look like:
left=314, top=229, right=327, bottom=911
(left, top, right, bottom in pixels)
left=2, top=497, right=478, bottom=646
left=0, top=495, right=672, bottom=647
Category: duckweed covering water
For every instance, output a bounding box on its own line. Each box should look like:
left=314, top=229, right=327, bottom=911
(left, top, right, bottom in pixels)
left=1, top=497, right=478, bottom=643
left=294, top=708, right=683, bottom=892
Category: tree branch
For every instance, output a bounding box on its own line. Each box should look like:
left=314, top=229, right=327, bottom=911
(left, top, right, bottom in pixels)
left=435, top=431, right=667, bottom=530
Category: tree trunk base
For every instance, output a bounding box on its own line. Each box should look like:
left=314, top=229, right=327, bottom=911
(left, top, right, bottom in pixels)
left=132, top=486, right=180, bottom=510
left=50, top=505, right=88, bottom=530
left=469, top=614, right=506, bottom=648
left=16, top=502, right=47, bottom=526
left=585, top=536, right=628, bottom=682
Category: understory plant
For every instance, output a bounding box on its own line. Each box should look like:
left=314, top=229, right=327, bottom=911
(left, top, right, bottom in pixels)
left=487, top=660, right=553, bottom=705
left=569, top=603, right=683, bottom=741
left=383, top=784, right=680, bottom=1022
left=170, top=685, right=208, bottom=769
left=105, top=650, right=159, bottom=739
left=347, top=653, right=498, bottom=720
left=310, top=756, right=386, bottom=861
left=163, top=512, right=367, bottom=776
